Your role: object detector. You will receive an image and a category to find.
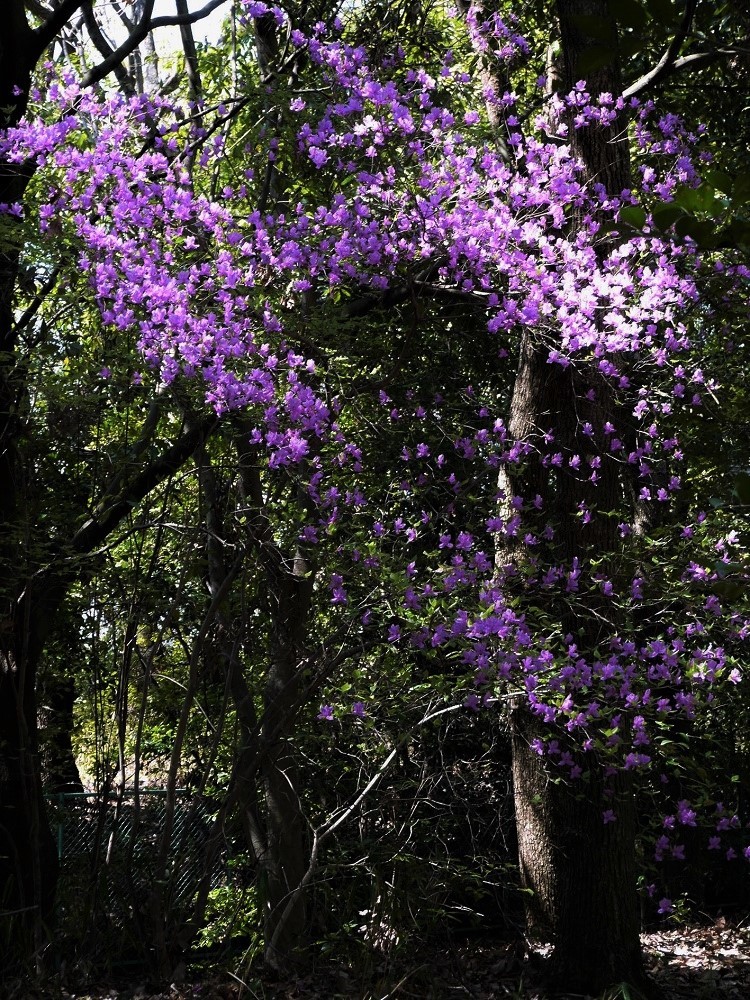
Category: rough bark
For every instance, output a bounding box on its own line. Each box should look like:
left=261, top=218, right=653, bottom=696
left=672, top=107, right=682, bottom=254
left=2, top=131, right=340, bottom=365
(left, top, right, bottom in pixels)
left=512, top=710, right=648, bottom=992
left=0, top=3, right=57, bottom=963
left=233, top=428, right=313, bottom=968
left=504, top=1, right=651, bottom=993
left=38, top=674, right=84, bottom=794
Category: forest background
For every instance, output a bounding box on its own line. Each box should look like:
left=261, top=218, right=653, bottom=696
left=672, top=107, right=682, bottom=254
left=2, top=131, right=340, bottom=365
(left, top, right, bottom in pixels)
left=1, top=1, right=750, bottom=997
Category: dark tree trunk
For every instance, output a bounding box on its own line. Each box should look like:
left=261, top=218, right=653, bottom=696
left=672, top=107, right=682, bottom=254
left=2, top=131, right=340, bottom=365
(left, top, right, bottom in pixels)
left=511, top=710, right=646, bottom=992
left=0, top=643, right=59, bottom=968
left=236, top=443, right=312, bottom=968
left=0, top=5, right=59, bottom=965
left=505, top=1, right=652, bottom=993
left=38, top=674, right=84, bottom=794
left=261, top=613, right=310, bottom=968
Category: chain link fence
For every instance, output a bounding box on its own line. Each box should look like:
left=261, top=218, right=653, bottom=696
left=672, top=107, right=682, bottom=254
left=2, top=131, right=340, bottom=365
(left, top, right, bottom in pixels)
left=46, top=789, right=225, bottom=968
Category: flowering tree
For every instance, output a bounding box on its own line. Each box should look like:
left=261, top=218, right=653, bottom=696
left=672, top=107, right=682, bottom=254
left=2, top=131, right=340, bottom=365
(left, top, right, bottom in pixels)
left=2, top=0, right=750, bottom=991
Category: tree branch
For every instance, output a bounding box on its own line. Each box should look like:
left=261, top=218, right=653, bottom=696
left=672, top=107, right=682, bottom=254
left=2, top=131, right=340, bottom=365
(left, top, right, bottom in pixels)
left=15, top=410, right=220, bottom=666
left=267, top=701, right=463, bottom=957
left=24, top=0, right=53, bottom=20
left=625, top=45, right=749, bottom=98
left=11, top=263, right=62, bottom=335
left=110, top=0, right=135, bottom=32
left=81, top=0, right=137, bottom=94
left=622, top=0, right=746, bottom=99
left=176, top=0, right=203, bottom=103
left=622, top=0, right=697, bottom=98
left=30, top=0, right=86, bottom=60
left=71, top=412, right=219, bottom=556
left=82, top=0, right=229, bottom=88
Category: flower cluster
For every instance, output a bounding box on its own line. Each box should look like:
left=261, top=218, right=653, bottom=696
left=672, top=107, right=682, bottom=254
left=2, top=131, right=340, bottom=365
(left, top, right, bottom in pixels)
left=4, top=1, right=749, bottom=895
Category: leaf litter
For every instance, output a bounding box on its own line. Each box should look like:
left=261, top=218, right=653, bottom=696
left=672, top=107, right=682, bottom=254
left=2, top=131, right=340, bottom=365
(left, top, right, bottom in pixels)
left=22, top=919, right=750, bottom=1000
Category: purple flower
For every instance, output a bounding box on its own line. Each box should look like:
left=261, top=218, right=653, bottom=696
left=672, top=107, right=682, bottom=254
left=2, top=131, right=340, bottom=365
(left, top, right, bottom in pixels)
left=310, top=146, right=330, bottom=168
left=677, top=800, right=697, bottom=827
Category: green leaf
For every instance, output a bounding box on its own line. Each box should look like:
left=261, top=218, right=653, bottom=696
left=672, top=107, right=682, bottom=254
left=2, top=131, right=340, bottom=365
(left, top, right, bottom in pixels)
left=619, top=205, right=647, bottom=229
left=717, top=219, right=750, bottom=248
left=732, top=173, right=750, bottom=205
left=645, top=0, right=677, bottom=24
left=714, top=560, right=743, bottom=579
left=651, top=203, right=686, bottom=230
left=674, top=184, right=721, bottom=215
left=711, top=580, right=745, bottom=601
left=618, top=35, right=646, bottom=59
left=706, top=168, right=733, bottom=195
left=674, top=216, right=718, bottom=246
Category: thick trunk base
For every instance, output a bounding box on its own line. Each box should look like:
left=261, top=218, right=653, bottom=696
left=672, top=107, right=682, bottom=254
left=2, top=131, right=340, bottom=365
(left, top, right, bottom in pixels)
left=512, top=707, right=648, bottom=995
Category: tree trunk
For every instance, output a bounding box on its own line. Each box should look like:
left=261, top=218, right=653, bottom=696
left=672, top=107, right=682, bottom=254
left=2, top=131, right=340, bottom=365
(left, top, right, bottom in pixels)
left=38, top=674, right=84, bottom=794
left=511, top=709, right=646, bottom=992
left=261, top=619, right=310, bottom=968
left=0, top=645, right=59, bottom=971
left=505, top=1, right=651, bottom=992
left=0, top=7, right=59, bottom=967
left=223, top=432, right=314, bottom=968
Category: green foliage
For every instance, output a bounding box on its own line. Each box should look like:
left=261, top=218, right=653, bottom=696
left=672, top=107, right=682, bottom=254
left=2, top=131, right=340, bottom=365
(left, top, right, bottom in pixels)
left=5, top=0, right=750, bottom=990
left=196, top=883, right=260, bottom=951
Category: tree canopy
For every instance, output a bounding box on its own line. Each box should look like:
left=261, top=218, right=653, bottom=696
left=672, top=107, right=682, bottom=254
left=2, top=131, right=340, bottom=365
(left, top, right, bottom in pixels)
left=1, top=1, right=749, bottom=995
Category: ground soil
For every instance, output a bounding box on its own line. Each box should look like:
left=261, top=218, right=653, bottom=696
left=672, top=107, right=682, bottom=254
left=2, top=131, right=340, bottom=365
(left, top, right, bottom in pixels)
left=18, top=920, right=750, bottom=1000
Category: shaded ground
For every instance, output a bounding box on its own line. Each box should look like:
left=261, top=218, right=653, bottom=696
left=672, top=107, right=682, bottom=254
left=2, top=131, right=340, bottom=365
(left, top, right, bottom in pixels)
left=21, top=921, right=750, bottom=1000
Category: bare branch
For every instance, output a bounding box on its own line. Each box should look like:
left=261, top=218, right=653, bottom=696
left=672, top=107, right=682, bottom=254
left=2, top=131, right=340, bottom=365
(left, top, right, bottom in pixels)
left=621, top=0, right=748, bottom=99
left=83, top=0, right=230, bottom=88
left=268, top=701, right=463, bottom=957
left=29, top=0, right=86, bottom=59
left=71, top=412, right=219, bottom=556
left=625, top=45, right=750, bottom=98
left=666, top=45, right=750, bottom=75
left=81, top=1, right=137, bottom=94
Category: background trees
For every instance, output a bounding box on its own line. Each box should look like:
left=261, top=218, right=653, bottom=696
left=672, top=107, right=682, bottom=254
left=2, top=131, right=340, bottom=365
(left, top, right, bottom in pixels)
left=1, top=1, right=749, bottom=995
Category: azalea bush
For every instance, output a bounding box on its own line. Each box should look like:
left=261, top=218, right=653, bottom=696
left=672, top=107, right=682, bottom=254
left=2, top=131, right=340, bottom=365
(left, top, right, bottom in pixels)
left=2, top=0, right=750, bottom=987
left=6, top=0, right=749, bottom=857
